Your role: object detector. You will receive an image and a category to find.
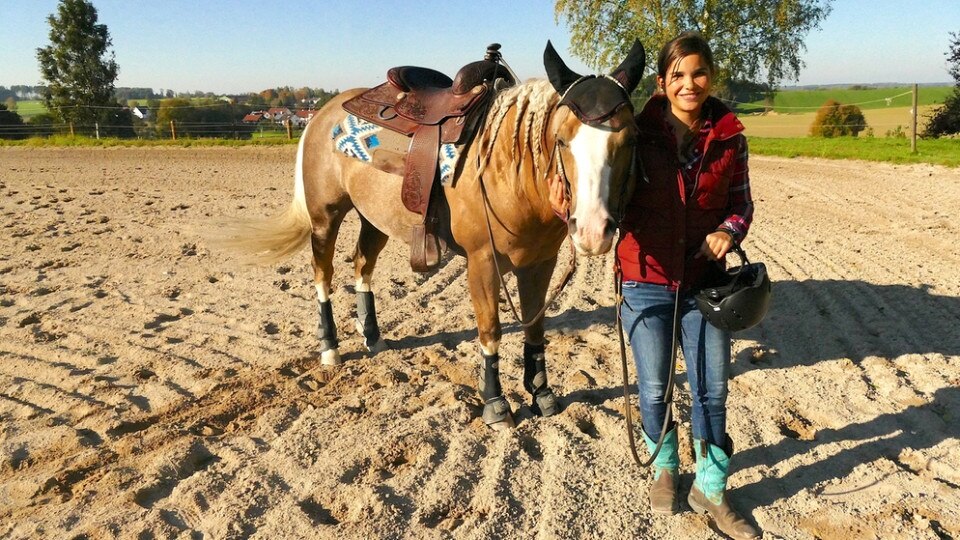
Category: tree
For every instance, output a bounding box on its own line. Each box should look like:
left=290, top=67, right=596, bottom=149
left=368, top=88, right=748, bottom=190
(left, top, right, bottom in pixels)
left=36, top=0, right=119, bottom=127
left=925, top=32, right=960, bottom=137
left=555, top=0, right=833, bottom=91
left=810, top=99, right=867, bottom=137
left=0, top=104, right=26, bottom=140
left=155, top=98, right=253, bottom=139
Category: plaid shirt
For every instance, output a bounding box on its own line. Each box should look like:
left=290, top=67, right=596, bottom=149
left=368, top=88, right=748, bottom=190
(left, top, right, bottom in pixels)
left=672, top=116, right=754, bottom=242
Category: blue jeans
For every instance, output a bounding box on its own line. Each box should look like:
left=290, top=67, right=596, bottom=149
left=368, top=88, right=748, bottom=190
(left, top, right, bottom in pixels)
left=620, top=281, right=731, bottom=447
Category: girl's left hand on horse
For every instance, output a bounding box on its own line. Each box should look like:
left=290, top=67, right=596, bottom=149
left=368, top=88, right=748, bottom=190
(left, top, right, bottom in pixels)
left=697, top=230, right=733, bottom=261
left=547, top=173, right=570, bottom=221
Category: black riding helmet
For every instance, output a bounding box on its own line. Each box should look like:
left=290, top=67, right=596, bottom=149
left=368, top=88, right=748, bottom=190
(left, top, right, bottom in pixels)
left=695, top=244, right=771, bottom=332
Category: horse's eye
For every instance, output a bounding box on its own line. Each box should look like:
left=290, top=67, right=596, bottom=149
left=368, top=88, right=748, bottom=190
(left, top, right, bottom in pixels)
left=557, top=139, right=568, bottom=148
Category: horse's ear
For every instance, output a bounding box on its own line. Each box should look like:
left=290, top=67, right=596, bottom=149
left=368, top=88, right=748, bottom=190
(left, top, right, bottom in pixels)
left=609, top=39, right=646, bottom=94
left=544, top=40, right=582, bottom=95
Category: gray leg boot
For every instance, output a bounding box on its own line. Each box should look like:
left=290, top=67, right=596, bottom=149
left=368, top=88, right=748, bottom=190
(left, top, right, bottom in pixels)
left=688, top=437, right=761, bottom=539
left=479, top=352, right=514, bottom=430
left=317, top=299, right=341, bottom=365
left=522, top=342, right=560, bottom=417
left=355, top=291, right=387, bottom=353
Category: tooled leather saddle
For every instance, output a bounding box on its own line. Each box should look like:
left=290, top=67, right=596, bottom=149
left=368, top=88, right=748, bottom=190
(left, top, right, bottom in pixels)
left=342, top=44, right=515, bottom=272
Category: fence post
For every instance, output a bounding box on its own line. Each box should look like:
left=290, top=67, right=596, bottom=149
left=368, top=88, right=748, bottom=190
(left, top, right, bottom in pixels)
left=911, top=83, right=918, bottom=154
left=285, top=118, right=293, bottom=140
left=170, top=120, right=177, bottom=141
left=69, top=122, right=75, bottom=137
left=95, top=122, right=100, bottom=140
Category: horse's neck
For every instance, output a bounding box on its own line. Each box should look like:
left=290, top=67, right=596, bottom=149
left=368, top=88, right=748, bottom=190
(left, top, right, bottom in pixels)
left=467, top=91, right=562, bottom=221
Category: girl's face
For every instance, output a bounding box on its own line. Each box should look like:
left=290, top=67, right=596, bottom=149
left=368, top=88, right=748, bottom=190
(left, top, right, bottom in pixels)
left=657, top=53, right=712, bottom=119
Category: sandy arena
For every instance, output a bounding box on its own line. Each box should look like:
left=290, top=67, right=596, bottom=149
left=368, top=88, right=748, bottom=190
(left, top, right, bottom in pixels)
left=1, top=146, right=958, bottom=539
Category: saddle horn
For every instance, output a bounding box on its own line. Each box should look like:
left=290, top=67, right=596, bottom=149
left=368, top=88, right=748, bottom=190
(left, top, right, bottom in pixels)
left=609, top=39, right=646, bottom=94
left=543, top=40, right=582, bottom=95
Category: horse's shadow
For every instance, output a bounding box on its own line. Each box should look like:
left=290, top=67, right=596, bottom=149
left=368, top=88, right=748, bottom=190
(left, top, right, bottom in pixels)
left=388, top=305, right=620, bottom=352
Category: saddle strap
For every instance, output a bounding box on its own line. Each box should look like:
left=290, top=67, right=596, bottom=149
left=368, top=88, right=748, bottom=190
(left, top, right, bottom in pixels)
left=401, top=123, right=440, bottom=215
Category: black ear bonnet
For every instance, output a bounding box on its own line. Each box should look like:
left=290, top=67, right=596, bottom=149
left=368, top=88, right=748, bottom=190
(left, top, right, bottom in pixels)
left=543, top=40, right=646, bottom=126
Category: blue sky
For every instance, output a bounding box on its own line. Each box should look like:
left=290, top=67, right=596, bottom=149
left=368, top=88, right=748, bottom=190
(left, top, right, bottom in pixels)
left=1, top=0, right=957, bottom=94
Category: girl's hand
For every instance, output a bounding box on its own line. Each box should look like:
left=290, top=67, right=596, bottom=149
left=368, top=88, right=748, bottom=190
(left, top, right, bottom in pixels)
left=698, top=230, right=734, bottom=261
left=547, top=173, right=570, bottom=219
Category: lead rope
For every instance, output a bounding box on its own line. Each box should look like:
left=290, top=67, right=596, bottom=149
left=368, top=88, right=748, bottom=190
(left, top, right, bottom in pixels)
left=476, top=134, right=577, bottom=329
left=615, top=257, right=683, bottom=467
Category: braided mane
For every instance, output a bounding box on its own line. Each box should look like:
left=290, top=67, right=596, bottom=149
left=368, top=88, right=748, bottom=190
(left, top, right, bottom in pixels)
left=476, top=79, right=560, bottom=180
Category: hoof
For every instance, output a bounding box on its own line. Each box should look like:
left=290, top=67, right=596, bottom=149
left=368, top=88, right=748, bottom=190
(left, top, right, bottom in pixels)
left=354, top=320, right=388, bottom=353
left=367, top=338, right=388, bottom=353
left=531, top=389, right=561, bottom=417
left=482, top=396, right=515, bottom=430
left=320, top=348, right=342, bottom=366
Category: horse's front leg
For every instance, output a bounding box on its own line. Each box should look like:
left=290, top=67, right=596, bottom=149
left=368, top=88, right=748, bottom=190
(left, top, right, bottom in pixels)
left=465, top=252, right=514, bottom=430
left=515, top=257, right=561, bottom=417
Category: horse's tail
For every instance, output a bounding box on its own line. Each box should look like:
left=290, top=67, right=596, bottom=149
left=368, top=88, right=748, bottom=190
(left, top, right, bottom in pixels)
left=208, top=133, right=312, bottom=265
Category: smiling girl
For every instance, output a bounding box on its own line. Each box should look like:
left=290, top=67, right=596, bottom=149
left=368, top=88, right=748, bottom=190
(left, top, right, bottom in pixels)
left=618, top=31, right=758, bottom=539
left=549, top=31, right=758, bottom=539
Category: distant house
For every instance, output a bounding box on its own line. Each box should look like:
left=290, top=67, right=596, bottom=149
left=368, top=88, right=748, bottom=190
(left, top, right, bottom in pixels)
left=292, top=109, right=316, bottom=127
left=131, top=106, right=151, bottom=120
left=265, top=107, right=293, bottom=123
left=242, top=112, right=265, bottom=123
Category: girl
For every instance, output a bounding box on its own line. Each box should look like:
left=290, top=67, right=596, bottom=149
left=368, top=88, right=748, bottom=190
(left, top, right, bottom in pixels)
left=551, top=32, right=759, bottom=539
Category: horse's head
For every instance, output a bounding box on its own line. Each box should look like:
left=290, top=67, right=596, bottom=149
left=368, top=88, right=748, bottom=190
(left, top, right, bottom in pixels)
left=544, top=40, right=645, bottom=256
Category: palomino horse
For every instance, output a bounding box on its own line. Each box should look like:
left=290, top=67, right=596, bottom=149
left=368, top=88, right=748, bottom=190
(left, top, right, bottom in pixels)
left=220, top=41, right=644, bottom=429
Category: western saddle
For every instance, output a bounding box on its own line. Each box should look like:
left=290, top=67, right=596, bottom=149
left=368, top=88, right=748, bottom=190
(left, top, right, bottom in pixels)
left=343, top=44, right=515, bottom=272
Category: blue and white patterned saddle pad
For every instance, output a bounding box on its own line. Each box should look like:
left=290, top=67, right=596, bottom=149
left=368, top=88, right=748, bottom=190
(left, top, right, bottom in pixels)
left=331, top=114, right=461, bottom=185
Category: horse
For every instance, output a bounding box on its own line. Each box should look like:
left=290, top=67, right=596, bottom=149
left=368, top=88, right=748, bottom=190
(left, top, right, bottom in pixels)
left=217, top=41, right=645, bottom=429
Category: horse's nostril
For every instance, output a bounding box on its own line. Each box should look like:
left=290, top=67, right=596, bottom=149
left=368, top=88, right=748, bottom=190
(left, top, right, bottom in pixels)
left=604, top=219, right=617, bottom=236
left=567, top=217, right=578, bottom=233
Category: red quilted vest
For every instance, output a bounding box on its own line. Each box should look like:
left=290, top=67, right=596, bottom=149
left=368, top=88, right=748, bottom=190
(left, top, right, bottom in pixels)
left=617, top=95, right=745, bottom=289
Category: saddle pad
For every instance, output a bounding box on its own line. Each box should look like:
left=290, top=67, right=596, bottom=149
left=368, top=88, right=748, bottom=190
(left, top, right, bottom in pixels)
left=331, top=114, right=462, bottom=184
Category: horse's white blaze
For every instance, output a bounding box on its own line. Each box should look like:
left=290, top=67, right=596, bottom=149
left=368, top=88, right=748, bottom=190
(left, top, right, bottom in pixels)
left=569, top=124, right=614, bottom=254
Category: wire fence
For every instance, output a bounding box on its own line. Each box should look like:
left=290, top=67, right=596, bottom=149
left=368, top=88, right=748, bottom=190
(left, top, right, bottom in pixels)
left=0, top=87, right=939, bottom=140
left=0, top=120, right=304, bottom=140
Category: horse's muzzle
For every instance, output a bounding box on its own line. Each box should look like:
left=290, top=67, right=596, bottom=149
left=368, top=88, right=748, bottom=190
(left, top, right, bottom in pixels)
left=569, top=217, right=617, bottom=256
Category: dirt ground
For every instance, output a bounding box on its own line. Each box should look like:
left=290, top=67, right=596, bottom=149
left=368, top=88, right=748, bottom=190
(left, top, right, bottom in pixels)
left=1, top=146, right=958, bottom=540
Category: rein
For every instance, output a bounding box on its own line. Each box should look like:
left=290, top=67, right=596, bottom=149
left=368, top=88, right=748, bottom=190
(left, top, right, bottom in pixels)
left=476, top=136, right=577, bottom=329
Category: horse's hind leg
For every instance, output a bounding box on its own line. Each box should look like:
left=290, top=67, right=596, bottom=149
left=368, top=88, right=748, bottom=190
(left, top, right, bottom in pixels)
left=515, top=257, right=561, bottom=417
left=310, top=204, right=351, bottom=366
left=353, top=214, right=389, bottom=353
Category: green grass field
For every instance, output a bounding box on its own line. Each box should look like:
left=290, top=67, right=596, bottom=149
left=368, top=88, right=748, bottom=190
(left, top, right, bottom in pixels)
left=738, top=85, right=953, bottom=113
left=749, top=135, right=960, bottom=167
left=10, top=100, right=48, bottom=119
